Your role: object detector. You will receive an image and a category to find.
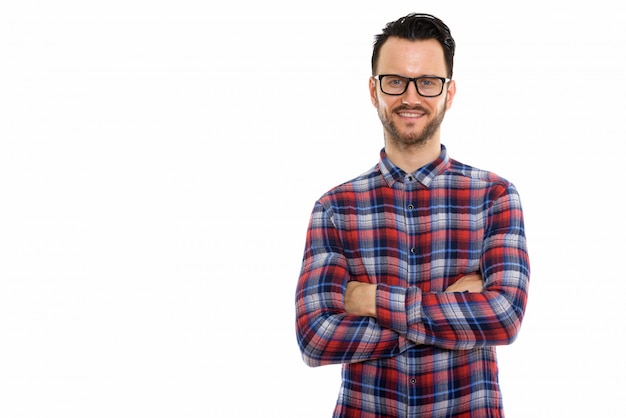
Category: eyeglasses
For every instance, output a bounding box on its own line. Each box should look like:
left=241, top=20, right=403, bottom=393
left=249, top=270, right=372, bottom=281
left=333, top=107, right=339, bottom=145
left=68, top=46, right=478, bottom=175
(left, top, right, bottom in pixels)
left=374, top=74, right=451, bottom=97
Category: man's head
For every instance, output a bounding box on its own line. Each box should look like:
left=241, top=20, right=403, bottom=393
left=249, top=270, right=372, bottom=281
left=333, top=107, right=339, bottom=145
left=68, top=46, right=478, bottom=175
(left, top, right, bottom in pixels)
left=372, top=13, right=455, bottom=78
left=369, top=13, right=457, bottom=153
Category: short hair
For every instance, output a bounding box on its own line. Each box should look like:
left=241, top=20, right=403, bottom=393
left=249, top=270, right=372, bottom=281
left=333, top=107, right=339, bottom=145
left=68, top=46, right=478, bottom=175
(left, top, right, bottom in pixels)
left=371, top=13, right=456, bottom=78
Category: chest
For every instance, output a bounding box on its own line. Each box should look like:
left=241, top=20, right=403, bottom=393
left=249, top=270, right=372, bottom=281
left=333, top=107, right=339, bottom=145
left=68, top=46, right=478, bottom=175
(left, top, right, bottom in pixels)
left=335, top=185, right=489, bottom=288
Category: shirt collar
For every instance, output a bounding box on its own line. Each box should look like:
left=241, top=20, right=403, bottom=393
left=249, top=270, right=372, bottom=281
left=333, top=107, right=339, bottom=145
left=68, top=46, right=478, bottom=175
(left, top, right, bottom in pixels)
left=379, top=144, right=450, bottom=188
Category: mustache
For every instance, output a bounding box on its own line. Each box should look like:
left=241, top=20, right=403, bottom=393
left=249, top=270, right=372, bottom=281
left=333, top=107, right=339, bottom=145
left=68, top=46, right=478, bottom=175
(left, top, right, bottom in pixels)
left=394, top=104, right=429, bottom=113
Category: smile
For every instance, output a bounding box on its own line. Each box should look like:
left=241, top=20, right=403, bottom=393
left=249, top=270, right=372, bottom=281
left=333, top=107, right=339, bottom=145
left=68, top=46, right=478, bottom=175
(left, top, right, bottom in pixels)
left=397, top=112, right=424, bottom=118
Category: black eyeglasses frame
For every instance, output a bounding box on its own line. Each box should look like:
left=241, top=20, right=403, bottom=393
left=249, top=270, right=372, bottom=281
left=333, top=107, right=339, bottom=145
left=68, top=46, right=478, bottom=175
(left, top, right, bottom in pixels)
left=373, top=74, right=451, bottom=97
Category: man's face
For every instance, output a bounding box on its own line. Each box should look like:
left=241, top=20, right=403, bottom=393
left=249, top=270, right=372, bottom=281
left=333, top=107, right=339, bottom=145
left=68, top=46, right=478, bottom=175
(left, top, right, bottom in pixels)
left=369, top=37, right=456, bottom=148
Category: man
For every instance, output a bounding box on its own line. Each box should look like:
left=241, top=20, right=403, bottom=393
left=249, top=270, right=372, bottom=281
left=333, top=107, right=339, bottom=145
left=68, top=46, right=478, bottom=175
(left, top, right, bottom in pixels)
left=295, top=12, right=530, bottom=418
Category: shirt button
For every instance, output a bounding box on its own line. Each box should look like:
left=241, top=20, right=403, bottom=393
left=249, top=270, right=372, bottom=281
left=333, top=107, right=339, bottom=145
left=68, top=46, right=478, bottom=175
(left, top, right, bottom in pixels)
left=410, top=378, right=416, bottom=384
left=410, top=248, right=417, bottom=254
left=407, top=204, right=414, bottom=210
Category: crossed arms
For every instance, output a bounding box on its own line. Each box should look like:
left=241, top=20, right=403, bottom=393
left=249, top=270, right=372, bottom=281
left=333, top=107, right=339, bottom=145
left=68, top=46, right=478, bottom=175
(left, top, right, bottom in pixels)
left=295, top=184, right=530, bottom=367
left=344, top=273, right=484, bottom=318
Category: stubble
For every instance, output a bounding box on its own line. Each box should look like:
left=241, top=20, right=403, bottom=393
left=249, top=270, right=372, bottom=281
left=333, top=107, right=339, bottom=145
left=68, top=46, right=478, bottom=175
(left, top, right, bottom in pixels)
left=378, top=98, right=448, bottom=149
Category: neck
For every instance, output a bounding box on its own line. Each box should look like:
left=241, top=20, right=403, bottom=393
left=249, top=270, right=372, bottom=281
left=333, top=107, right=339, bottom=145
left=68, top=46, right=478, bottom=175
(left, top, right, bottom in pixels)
left=384, top=136, right=442, bottom=173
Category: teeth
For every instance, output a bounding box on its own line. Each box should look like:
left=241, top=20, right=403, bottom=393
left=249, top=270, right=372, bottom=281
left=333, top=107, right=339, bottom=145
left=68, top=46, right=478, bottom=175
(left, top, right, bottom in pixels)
left=399, top=112, right=421, bottom=118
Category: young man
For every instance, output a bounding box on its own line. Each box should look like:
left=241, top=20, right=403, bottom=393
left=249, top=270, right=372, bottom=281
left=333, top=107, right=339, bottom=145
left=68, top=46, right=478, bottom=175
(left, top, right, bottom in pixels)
left=295, top=13, right=530, bottom=417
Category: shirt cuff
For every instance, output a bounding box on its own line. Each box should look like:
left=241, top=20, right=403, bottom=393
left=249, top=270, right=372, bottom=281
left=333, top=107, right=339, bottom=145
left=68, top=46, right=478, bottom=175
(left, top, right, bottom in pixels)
left=376, top=283, right=408, bottom=335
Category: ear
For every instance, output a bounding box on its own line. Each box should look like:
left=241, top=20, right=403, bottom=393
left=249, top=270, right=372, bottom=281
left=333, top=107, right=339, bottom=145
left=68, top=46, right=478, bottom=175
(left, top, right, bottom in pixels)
left=369, top=77, right=378, bottom=107
left=445, top=79, right=456, bottom=110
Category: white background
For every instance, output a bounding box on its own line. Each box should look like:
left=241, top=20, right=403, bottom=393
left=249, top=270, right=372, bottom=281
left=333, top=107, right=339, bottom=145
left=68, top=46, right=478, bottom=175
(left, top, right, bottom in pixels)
left=1, top=1, right=625, bottom=417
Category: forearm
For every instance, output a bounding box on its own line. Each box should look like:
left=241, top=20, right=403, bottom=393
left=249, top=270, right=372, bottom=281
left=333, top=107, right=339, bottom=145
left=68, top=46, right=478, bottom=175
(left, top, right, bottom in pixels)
left=295, top=309, right=401, bottom=367
left=376, top=279, right=527, bottom=349
left=296, top=274, right=401, bottom=366
left=296, top=253, right=401, bottom=366
left=414, top=285, right=526, bottom=348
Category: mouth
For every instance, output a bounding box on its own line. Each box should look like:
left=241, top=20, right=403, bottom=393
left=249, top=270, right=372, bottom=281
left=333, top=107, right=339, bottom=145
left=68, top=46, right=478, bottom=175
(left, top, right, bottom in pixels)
left=395, top=106, right=428, bottom=119
left=397, top=111, right=425, bottom=119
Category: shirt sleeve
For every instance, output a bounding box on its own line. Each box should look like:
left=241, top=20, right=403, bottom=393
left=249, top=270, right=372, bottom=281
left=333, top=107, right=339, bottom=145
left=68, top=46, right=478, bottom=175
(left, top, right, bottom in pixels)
left=376, top=184, right=530, bottom=350
left=295, top=201, right=403, bottom=367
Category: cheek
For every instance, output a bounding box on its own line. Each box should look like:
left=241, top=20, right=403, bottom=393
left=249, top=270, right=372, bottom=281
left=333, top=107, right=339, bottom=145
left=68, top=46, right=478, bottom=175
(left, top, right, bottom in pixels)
left=375, top=96, right=394, bottom=112
left=441, top=100, right=452, bottom=112
left=375, top=98, right=388, bottom=116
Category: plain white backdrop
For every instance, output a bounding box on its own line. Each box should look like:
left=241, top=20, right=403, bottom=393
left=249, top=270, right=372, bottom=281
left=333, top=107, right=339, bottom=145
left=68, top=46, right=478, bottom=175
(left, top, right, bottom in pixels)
left=1, top=1, right=625, bottom=417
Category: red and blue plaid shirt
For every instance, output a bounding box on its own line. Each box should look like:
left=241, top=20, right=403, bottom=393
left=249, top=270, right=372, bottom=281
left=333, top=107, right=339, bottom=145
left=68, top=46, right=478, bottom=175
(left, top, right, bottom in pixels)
left=296, top=146, right=530, bottom=417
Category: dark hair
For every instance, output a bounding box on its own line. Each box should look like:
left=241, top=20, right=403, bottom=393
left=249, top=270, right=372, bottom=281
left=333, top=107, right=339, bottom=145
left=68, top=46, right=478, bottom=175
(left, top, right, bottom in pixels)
left=371, top=13, right=456, bottom=78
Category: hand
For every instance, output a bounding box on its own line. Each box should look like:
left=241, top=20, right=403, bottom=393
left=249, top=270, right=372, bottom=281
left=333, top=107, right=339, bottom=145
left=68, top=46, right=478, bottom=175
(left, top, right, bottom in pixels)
left=444, top=273, right=484, bottom=293
left=344, top=281, right=377, bottom=318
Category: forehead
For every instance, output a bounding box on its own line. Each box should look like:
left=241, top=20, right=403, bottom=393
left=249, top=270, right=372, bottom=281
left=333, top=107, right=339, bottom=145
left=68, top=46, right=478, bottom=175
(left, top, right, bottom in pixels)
left=377, top=37, right=446, bottom=75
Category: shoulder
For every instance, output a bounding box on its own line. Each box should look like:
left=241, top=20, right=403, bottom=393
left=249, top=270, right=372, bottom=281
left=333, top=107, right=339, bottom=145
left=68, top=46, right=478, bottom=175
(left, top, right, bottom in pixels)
left=446, top=158, right=514, bottom=188
left=443, top=158, right=524, bottom=207
left=316, top=164, right=383, bottom=206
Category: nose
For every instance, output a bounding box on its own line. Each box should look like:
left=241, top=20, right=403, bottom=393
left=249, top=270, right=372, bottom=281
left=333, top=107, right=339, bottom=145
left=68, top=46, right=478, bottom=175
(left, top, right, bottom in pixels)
left=402, top=80, right=422, bottom=105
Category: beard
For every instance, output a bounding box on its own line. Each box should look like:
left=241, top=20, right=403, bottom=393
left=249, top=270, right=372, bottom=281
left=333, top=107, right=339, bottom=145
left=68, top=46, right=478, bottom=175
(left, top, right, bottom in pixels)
left=377, top=100, right=447, bottom=148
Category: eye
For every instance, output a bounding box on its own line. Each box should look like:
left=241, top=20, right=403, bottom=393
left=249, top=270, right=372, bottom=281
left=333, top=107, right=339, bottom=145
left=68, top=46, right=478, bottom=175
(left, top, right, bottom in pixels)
left=387, top=77, right=406, bottom=87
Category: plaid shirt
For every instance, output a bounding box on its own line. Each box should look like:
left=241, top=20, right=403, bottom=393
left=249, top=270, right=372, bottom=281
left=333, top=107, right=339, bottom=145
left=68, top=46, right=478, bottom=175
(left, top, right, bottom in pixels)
left=295, top=146, right=530, bottom=417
